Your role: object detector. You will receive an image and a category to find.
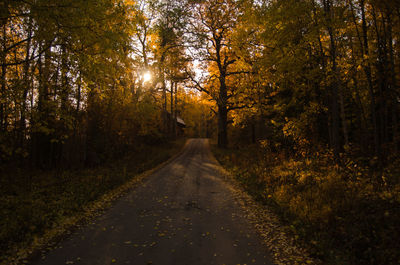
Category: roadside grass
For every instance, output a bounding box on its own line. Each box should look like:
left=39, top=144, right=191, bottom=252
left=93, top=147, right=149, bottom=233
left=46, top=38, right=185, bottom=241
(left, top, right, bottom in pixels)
left=211, top=144, right=400, bottom=265
left=0, top=138, right=185, bottom=264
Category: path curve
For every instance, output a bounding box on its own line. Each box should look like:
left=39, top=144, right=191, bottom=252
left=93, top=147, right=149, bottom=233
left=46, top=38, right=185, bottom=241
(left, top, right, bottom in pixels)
left=31, top=139, right=274, bottom=265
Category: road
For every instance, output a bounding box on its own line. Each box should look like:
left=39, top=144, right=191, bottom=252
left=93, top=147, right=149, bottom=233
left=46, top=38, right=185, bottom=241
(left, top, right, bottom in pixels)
left=30, top=139, right=274, bottom=265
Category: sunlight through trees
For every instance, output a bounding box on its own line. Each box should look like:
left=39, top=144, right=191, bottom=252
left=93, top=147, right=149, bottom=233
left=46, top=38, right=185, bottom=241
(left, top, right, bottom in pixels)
left=1, top=0, right=400, bottom=264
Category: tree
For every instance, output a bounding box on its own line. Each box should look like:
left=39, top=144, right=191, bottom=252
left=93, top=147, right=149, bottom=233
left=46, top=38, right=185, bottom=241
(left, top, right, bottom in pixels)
left=187, top=0, right=247, bottom=148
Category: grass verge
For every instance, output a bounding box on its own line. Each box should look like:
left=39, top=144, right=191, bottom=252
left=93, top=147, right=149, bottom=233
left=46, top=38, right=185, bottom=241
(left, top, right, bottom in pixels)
left=211, top=144, right=400, bottom=265
left=0, top=138, right=185, bottom=265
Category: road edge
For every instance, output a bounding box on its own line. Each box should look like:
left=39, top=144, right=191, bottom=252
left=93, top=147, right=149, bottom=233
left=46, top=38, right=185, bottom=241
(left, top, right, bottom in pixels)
left=5, top=139, right=189, bottom=265
left=206, top=140, right=321, bottom=265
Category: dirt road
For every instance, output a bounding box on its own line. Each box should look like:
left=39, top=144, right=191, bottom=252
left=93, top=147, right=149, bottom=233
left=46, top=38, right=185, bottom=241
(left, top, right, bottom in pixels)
left=30, top=139, right=274, bottom=265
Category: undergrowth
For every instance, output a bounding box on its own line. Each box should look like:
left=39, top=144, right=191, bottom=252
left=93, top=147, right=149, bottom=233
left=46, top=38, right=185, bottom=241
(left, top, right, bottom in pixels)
left=212, top=143, right=400, bottom=265
left=0, top=138, right=185, bottom=263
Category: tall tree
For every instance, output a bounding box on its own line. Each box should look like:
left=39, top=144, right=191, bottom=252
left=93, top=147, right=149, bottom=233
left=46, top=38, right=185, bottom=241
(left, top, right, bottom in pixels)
left=187, top=0, right=246, bottom=148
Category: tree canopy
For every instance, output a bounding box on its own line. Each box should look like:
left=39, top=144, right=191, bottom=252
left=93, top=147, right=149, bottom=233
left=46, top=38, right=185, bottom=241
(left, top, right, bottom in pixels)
left=1, top=0, right=400, bottom=264
left=0, top=0, right=399, bottom=167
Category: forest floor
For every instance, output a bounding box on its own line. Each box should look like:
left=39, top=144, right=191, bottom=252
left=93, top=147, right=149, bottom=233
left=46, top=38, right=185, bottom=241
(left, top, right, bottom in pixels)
left=0, top=139, right=185, bottom=265
left=211, top=144, right=400, bottom=265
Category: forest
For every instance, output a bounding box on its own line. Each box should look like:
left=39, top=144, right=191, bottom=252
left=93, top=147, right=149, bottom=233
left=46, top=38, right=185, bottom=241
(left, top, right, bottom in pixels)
left=1, top=0, right=399, bottom=265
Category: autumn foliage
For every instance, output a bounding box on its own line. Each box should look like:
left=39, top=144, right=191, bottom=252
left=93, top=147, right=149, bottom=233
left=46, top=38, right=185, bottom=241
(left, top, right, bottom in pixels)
left=1, top=0, right=400, bottom=264
left=210, top=0, right=400, bottom=264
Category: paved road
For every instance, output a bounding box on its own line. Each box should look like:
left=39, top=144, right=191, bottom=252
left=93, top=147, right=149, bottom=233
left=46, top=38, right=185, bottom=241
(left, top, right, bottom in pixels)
left=31, top=139, right=274, bottom=265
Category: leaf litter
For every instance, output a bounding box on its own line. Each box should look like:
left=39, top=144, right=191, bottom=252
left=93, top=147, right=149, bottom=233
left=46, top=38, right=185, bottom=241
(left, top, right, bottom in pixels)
left=211, top=156, right=322, bottom=265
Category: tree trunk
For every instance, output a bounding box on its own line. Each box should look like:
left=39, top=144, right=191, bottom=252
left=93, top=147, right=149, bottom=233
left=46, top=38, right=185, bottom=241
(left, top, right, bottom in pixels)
left=159, top=54, right=167, bottom=134
left=1, top=23, right=7, bottom=132
left=217, top=60, right=229, bottom=148
left=36, top=41, right=52, bottom=168
left=386, top=10, right=398, bottom=152
left=174, top=82, right=177, bottom=137
left=348, top=27, right=368, bottom=152
left=170, top=80, right=175, bottom=137
left=60, top=41, right=69, bottom=112
left=76, top=71, right=82, bottom=112
left=371, top=6, right=388, bottom=161
left=360, top=0, right=380, bottom=157
left=339, top=87, right=349, bottom=147
left=217, top=102, right=228, bottom=148
left=20, top=20, right=32, bottom=148
left=323, top=0, right=341, bottom=158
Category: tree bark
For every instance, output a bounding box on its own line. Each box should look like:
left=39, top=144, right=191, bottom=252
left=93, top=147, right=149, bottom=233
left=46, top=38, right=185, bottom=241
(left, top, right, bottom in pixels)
left=386, top=9, right=398, bottom=152
left=360, top=0, right=380, bottom=157
left=339, top=87, right=349, bottom=147
left=371, top=6, right=388, bottom=160
left=170, top=80, right=175, bottom=137
left=20, top=19, right=32, bottom=148
left=36, top=40, right=52, bottom=168
left=60, top=40, right=69, bottom=112
left=174, top=82, right=177, bottom=137
left=217, top=101, right=228, bottom=148
left=1, top=23, right=7, bottom=131
left=76, top=71, right=82, bottom=112
left=323, top=0, right=341, bottom=158
left=216, top=67, right=229, bottom=148
left=348, top=17, right=368, bottom=151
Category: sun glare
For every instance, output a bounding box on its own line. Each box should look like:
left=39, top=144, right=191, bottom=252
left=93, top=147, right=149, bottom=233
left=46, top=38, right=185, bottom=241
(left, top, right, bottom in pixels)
left=143, top=72, right=152, bottom=83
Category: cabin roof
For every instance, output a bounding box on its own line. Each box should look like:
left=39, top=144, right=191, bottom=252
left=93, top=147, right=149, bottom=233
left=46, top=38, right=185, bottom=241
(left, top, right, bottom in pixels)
left=176, top=116, right=186, bottom=127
